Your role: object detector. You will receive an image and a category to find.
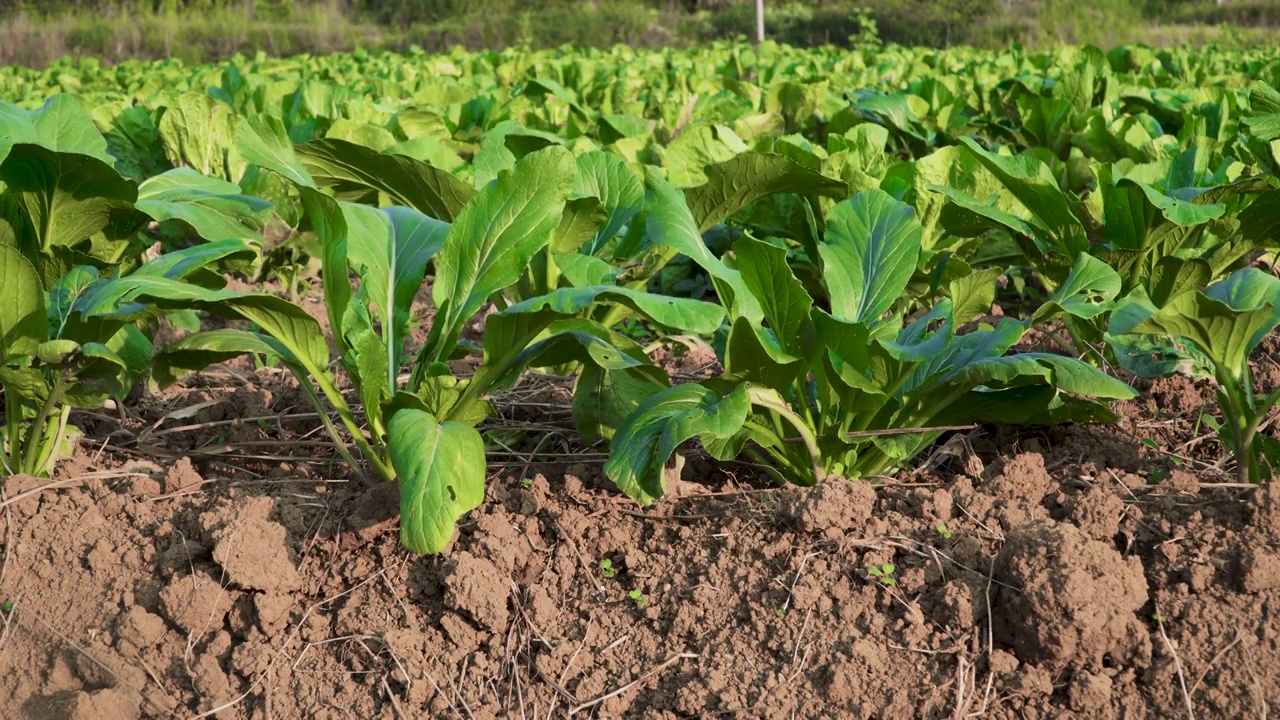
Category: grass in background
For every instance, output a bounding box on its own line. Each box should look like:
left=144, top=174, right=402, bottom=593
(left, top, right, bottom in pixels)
left=1, top=0, right=1277, bottom=69
left=0, top=0, right=381, bottom=66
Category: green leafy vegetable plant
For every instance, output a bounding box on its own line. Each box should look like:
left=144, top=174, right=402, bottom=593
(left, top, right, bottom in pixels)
left=0, top=239, right=255, bottom=476
left=604, top=179, right=1135, bottom=501
left=152, top=119, right=723, bottom=554
left=1108, top=267, right=1280, bottom=483
left=931, top=137, right=1280, bottom=357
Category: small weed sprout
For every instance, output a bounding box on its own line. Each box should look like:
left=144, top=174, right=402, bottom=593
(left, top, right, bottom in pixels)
left=936, top=523, right=952, bottom=540
left=866, top=562, right=897, bottom=586
left=599, top=558, right=616, bottom=579
left=628, top=588, right=649, bottom=608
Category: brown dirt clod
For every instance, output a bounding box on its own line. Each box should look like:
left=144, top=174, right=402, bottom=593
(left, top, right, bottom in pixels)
left=792, top=477, right=876, bottom=536
left=995, top=521, right=1152, bottom=671
left=443, top=551, right=511, bottom=634
left=202, top=497, right=301, bottom=594
left=158, top=571, right=240, bottom=639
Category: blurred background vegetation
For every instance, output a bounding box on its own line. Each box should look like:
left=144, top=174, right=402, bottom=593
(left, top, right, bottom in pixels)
left=1, top=0, right=1277, bottom=67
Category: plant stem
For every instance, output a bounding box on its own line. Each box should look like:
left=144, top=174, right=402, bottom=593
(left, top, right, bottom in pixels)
left=4, top=382, right=24, bottom=474
left=21, top=372, right=68, bottom=476
left=545, top=250, right=559, bottom=293
left=294, top=376, right=375, bottom=483
left=1215, top=375, right=1256, bottom=485
left=598, top=303, right=631, bottom=332
left=32, top=405, right=72, bottom=477
left=294, top=361, right=394, bottom=482
left=741, top=424, right=813, bottom=486
left=747, top=387, right=823, bottom=484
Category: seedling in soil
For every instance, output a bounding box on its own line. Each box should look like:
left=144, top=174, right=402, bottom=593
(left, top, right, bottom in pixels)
left=866, top=562, right=897, bottom=586
left=935, top=523, right=952, bottom=540
left=1142, top=438, right=1160, bottom=450
left=599, top=558, right=616, bottom=579
left=520, top=477, right=532, bottom=489
left=628, top=588, right=650, bottom=608
left=1, top=601, right=12, bottom=613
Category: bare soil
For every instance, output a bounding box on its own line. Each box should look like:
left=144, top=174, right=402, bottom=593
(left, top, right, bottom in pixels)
left=1, top=335, right=1279, bottom=719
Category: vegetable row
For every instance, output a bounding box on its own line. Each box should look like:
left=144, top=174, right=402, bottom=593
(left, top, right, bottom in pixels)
left=3, top=44, right=1280, bottom=554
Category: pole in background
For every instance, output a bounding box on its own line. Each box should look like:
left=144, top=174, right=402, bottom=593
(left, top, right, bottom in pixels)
left=755, top=0, right=765, bottom=43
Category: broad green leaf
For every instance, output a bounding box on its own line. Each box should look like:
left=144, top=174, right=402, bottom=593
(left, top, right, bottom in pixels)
left=734, top=236, right=815, bottom=356
left=906, top=316, right=1023, bottom=392
left=471, top=122, right=565, bottom=188
left=389, top=408, right=486, bottom=554
left=684, top=151, right=846, bottom=233
left=408, top=366, right=491, bottom=426
left=912, top=145, right=1006, bottom=250
left=343, top=203, right=449, bottom=387
left=573, top=363, right=669, bottom=444
left=75, top=277, right=329, bottom=374
left=1238, top=188, right=1280, bottom=249
left=37, top=339, right=81, bottom=365
left=501, top=285, right=725, bottom=335
left=0, top=366, right=50, bottom=403
left=48, top=265, right=98, bottom=336
left=948, top=268, right=1002, bottom=325
left=725, top=315, right=805, bottom=393
left=1032, top=253, right=1121, bottom=323
left=298, top=188, right=351, bottom=346
left=957, top=137, right=1088, bottom=253
left=350, top=324, right=392, bottom=425
left=325, top=120, right=397, bottom=151
left=933, top=184, right=1040, bottom=241
left=429, top=146, right=577, bottom=358
left=962, top=353, right=1136, bottom=400
left=63, top=341, right=132, bottom=406
left=297, top=138, right=474, bottom=222
left=0, top=145, right=138, bottom=258
left=236, top=114, right=315, bottom=188
left=573, top=152, right=644, bottom=254
left=532, top=325, right=649, bottom=372
left=1244, top=81, right=1280, bottom=142
left=1203, top=268, right=1280, bottom=353
left=152, top=328, right=285, bottom=387
left=103, top=324, right=153, bottom=397
left=135, top=168, right=272, bottom=242
left=388, top=135, right=471, bottom=176
left=662, top=124, right=746, bottom=188
left=550, top=196, right=608, bottom=254
left=129, top=238, right=258, bottom=282
left=554, top=253, right=618, bottom=287
left=643, top=167, right=763, bottom=323
left=604, top=383, right=750, bottom=505
left=0, top=244, right=47, bottom=358
left=1148, top=256, right=1211, bottom=306
left=0, top=95, right=115, bottom=167
left=1127, top=180, right=1225, bottom=227
left=157, top=93, right=242, bottom=180
left=1132, top=276, right=1280, bottom=382
left=820, top=190, right=923, bottom=325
